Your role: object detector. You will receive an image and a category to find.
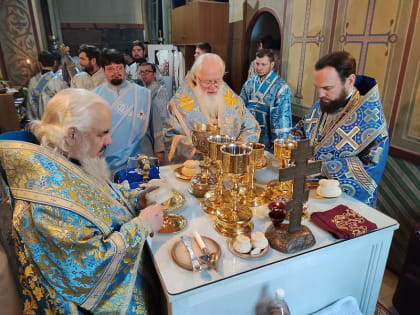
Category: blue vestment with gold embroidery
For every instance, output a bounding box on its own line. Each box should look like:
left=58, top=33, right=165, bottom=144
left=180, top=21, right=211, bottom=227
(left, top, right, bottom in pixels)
left=240, top=71, right=292, bottom=150
left=293, top=75, right=389, bottom=207
left=165, top=77, right=260, bottom=162
left=0, top=140, right=152, bottom=314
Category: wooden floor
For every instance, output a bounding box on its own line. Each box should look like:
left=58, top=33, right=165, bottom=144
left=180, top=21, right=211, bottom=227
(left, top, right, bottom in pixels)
left=378, top=269, right=400, bottom=314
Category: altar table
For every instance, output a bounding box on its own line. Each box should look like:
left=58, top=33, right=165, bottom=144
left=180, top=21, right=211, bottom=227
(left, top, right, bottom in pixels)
left=147, top=159, right=398, bottom=315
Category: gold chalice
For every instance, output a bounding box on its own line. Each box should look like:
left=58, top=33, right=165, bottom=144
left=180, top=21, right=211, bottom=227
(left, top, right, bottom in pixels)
left=245, top=143, right=267, bottom=206
left=266, top=139, right=297, bottom=200
left=189, top=124, right=220, bottom=197
left=214, top=143, right=254, bottom=237
left=202, top=135, right=235, bottom=214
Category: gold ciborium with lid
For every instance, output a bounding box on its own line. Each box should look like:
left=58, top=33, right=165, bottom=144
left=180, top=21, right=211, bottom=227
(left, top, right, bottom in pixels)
left=266, top=138, right=297, bottom=200
left=214, top=143, right=254, bottom=237
left=189, top=123, right=220, bottom=197
left=202, top=134, right=235, bottom=214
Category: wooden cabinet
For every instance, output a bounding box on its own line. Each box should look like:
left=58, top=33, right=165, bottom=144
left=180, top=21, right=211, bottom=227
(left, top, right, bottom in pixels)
left=171, top=1, right=229, bottom=62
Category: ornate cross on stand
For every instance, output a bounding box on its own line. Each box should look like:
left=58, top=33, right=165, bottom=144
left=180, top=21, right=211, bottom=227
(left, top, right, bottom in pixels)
left=265, top=139, right=322, bottom=253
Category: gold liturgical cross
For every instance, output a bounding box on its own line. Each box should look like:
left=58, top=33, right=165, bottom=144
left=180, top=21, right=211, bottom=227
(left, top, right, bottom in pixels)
left=266, top=139, right=322, bottom=253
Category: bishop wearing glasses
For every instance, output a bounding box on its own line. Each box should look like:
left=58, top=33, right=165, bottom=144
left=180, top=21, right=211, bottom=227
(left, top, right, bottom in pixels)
left=165, top=53, right=260, bottom=162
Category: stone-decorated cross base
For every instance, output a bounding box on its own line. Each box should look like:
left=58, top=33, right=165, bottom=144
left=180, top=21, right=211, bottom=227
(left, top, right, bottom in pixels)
left=265, top=223, right=315, bottom=254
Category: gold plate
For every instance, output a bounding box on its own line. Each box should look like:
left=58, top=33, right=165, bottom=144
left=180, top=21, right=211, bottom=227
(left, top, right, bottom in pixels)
left=174, top=166, right=195, bottom=181
left=171, top=236, right=222, bottom=271
left=161, top=190, right=186, bottom=212
left=314, top=193, right=341, bottom=199
left=255, top=156, right=272, bottom=170
left=227, top=238, right=270, bottom=259
left=158, top=214, right=187, bottom=234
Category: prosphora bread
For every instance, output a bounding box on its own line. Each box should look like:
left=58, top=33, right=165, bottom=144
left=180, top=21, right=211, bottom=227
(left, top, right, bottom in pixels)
left=181, top=160, right=200, bottom=177
left=233, top=235, right=252, bottom=254
left=145, top=179, right=173, bottom=205
left=183, top=160, right=200, bottom=168
left=251, top=231, right=268, bottom=249
left=317, top=179, right=341, bottom=198
left=181, top=167, right=197, bottom=177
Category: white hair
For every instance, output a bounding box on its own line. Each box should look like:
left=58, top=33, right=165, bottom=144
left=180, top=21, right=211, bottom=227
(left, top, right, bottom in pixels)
left=30, top=88, right=110, bottom=154
left=189, top=53, right=225, bottom=80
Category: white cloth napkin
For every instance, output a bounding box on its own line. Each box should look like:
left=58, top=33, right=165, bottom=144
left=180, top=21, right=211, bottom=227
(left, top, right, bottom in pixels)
left=311, top=296, right=363, bottom=315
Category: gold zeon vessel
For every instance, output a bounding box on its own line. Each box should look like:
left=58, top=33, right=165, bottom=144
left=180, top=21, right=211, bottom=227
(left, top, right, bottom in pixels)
left=214, top=143, right=254, bottom=237
left=244, top=143, right=267, bottom=207
left=189, top=124, right=220, bottom=197
left=202, top=135, right=235, bottom=214
left=266, top=138, right=297, bottom=200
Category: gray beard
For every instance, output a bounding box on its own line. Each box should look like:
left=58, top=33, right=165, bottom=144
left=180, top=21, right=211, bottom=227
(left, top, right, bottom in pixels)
left=80, top=157, right=111, bottom=185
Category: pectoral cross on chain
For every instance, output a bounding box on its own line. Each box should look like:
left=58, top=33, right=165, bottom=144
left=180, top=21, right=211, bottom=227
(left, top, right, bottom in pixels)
left=278, top=139, right=322, bottom=233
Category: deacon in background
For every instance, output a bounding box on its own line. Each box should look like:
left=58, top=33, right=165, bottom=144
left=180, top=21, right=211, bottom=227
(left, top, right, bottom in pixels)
left=292, top=51, right=389, bottom=207
left=27, top=50, right=68, bottom=120
left=240, top=49, right=292, bottom=150
left=71, top=44, right=106, bottom=90
left=140, top=62, right=170, bottom=125
left=194, top=42, right=212, bottom=60
left=94, top=49, right=165, bottom=173
left=165, top=53, right=260, bottom=162
left=127, top=40, right=147, bottom=81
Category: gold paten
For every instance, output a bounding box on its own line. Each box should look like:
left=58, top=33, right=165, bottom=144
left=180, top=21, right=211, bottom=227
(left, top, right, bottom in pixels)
left=158, top=214, right=187, bottom=234
left=227, top=239, right=270, bottom=259
left=173, top=165, right=195, bottom=181
left=161, top=190, right=186, bottom=212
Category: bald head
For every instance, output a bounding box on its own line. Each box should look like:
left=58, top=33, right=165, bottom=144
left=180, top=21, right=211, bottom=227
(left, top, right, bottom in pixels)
left=190, top=53, right=225, bottom=95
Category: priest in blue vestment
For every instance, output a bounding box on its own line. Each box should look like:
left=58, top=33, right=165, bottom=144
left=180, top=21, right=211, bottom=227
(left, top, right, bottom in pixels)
left=27, top=50, right=68, bottom=120
left=240, top=49, right=292, bottom=151
left=94, top=49, right=165, bottom=173
left=165, top=53, right=260, bottom=162
left=292, top=51, right=389, bottom=207
left=0, top=89, right=164, bottom=314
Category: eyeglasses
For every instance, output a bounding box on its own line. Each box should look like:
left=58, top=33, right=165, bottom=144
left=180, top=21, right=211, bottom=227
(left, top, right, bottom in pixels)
left=140, top=70, right=154, bottom=75
left=197, top=77, right=222, bottom=88
left=104, top=65, right=125, bottom=72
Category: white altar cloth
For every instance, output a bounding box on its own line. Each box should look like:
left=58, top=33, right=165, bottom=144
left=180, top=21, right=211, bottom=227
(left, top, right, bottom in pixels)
left=147, top=160, right=398, bottom=315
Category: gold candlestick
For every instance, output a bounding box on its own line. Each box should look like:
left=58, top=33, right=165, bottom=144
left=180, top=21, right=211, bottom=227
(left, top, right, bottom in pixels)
left=202, top=135, right=235, bottom=214
left=214, top=143, right=254, bottom=237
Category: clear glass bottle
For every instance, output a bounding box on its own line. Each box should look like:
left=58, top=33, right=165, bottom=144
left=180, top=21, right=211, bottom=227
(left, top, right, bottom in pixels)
left=267, top=288, right=291, bottom=315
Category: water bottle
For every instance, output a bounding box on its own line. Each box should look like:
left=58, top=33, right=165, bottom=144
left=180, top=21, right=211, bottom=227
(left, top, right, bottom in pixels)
left=267, top=288, right=291, bottom=315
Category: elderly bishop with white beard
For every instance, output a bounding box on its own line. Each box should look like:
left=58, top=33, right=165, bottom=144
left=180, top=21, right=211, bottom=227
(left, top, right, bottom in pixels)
left=165, top=53, right=260, bottom=162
